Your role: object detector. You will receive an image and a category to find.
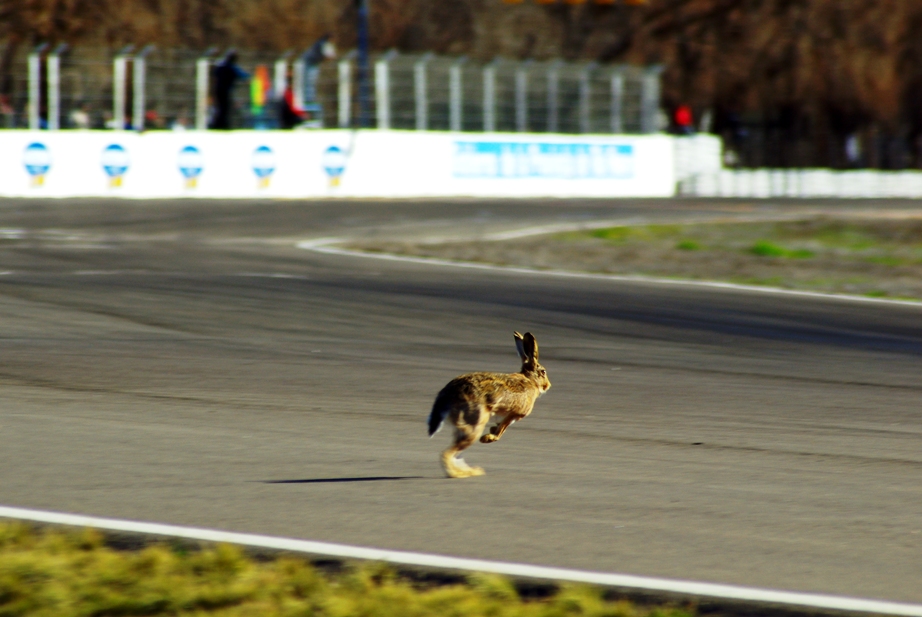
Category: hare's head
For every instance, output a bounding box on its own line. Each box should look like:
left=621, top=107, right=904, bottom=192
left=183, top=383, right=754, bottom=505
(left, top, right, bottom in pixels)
left=514, top=331, right=550, bottom=393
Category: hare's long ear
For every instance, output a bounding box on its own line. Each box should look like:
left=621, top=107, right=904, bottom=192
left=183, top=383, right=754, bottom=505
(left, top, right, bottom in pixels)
left=523, top=332, right=539, bottom=362
left=514, top=331, right=528, bottom=363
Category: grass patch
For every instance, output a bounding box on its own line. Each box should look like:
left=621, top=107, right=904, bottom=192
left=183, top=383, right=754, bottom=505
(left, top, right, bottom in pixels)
left=350, top=215, right=922, bottom=300
left=675, top=240, right=701, bottom=251
left=749, top=241, right=814, bottom=259
left=590, top=226, right=636, bottom=242
left=0, top=523, right=694, bottom=617
left=589, top=225, right=685, bottom=244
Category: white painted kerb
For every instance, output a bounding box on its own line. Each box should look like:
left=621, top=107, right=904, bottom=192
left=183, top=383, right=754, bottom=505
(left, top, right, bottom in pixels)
left=1, top=505, right=920, bottom=616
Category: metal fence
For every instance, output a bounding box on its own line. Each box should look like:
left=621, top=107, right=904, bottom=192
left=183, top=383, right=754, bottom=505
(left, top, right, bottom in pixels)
left=1, top=44, right=663, bottom=134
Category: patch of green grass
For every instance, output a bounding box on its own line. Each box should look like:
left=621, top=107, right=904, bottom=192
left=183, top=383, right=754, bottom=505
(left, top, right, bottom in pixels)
left=589, top=225, right=685, bottom=244
left=749, top=241, right=786, bottom=257
left=0, top=523, right=694, bottom=617
left=590, top=226, right=636, bottom=242
left=675, top=240, right=701, bottom=251
left=645, top=224, right=684, bottom=238
left=749, top=241, right=814, bottom=259
left=864, top=290, right=888, bottom=297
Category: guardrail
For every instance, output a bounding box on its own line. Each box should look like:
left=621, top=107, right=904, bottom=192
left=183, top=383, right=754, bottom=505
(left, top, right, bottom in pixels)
left=680, top=169, right=922, bottom=199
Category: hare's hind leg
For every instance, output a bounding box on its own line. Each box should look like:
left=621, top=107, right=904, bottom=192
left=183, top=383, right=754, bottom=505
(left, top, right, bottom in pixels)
left=441, top=408, right=489, bottom=478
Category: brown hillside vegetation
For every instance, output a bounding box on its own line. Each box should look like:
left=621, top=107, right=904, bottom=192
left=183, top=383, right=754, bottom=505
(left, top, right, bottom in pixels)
left=2, top=0, right=922, bottom=165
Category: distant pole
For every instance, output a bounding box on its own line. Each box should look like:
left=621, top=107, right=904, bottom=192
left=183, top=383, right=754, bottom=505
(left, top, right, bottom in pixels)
left=113, top=45, right=134, bottom=131
left=28, top=43, right=49, bottom=130
left=47, top=44, right=68, bottom=131
left=195, top=47, right=217, bottom=130
left=133, top=45, right=155, bottom=131
left=641, top=65, right=665, bottom=134
left=356, top=0, right=371, bottom=128
left=338, top=50, right=357, bottom=128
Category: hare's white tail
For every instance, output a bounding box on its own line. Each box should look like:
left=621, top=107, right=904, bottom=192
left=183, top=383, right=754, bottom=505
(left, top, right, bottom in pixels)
left=427, top=405, right=447, bottom=437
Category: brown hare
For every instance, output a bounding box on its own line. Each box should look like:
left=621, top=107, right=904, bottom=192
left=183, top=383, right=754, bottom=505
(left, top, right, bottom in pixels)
left=427, top=331, right=551, bottom=478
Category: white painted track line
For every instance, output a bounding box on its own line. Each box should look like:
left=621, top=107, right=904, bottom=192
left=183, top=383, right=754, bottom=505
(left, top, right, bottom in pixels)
left=296, top=240, right=922, bottom=309
left=1, top=505, right=920, bottom=616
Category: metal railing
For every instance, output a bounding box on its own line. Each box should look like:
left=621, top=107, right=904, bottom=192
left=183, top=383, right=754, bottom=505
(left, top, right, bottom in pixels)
left=1, top=45, right=663, bottom=134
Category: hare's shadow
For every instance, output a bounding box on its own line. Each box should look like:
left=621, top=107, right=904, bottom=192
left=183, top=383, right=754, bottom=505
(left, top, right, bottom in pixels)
left=263, top=476, right=424, bottom=484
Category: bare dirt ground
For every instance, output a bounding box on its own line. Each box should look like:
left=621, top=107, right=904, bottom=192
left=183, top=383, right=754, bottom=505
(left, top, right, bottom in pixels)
left=349, top=214, right=922, bottom=300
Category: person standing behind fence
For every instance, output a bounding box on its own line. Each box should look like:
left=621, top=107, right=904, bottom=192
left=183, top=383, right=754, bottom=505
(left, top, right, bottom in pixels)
left=210, top=50, right=250, bottom=130
left=301, top=34, right=335, bottom=112
left=279, top=70, right=305, bottom=129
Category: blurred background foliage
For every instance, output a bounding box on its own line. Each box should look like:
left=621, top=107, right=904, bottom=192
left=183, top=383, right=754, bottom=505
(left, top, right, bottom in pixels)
left=2, top=0, right=922, bottom=165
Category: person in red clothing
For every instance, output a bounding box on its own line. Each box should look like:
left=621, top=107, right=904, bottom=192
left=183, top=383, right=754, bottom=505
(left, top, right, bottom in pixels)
left=278, top=71, right=305, bottom=129
left=674, top=104, right=694, bottom=135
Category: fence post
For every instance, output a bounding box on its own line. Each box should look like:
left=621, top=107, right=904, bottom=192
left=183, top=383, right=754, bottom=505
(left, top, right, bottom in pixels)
left=515, top=60, right=531, bottom=133
left=28, top=43, right=48, bottom=130
left=547, top=60, right=561, bottom=133
left=449, top=57, right=466, bottom=132
left=375, top=50, right=397, bottom=129
left=112, top=45, right=134, bottom=130
left=292, top=55, right=305, bottom=111
left=46, top=44, right=67, bottom=130
left=132, top=45, right=154, bottom=131
left=274, top=51, right=292, bottom=103
left=483, top=59, right=498, bottom=132
left=579, top=62, right=596, bottom=134
left=414, top=53, right=432, bottom=131
left=195, top=47, right=216, bottom=130
left=610, top=66, right=624, bottom=134
left=337, top=50, right=356, bottom=128
left=641, top=65, right=664, bottom=134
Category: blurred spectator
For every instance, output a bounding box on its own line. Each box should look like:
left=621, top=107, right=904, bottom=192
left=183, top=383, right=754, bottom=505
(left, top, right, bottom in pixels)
left=301, top=34, right=335, bottom=106
left=845, top=134, right=862, bottom=167
left=144, top=109, right=165, bottom=130
left=209, top=50, right=249, bottom=130
left=698, top=109, right=713, bottom=133
left=279, top=71, right=305, bottom=130
left=69, top=102, right=91, bottom=129
left=171, top=110, right=190, bottom=131
left=674, top=104, right=693, bottom=135
left=250, top=64, right=272, bottom=129
left=0, top=95, right=14, bottom=128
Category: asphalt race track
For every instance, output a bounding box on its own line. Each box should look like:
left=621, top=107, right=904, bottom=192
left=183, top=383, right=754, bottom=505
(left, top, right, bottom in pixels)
left=1, top=198, right=920, bottom=603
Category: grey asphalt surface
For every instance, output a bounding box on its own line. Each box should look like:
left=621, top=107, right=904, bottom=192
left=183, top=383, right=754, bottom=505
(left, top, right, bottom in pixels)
left=0, top=198, right=920, bottom=603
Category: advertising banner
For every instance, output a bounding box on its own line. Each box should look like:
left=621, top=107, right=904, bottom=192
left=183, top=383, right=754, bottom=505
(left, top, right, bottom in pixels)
left=0, top=130, right=680, bottom=199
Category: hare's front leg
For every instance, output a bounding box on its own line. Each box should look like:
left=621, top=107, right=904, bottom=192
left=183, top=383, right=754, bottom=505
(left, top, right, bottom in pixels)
left=441, top=409, right=489, bottom=478
left=480, top=415, right=517, bottom=444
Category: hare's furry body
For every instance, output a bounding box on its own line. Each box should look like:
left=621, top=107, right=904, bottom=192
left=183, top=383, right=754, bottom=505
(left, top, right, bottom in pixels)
left=428, top=332, right=550, bottom=478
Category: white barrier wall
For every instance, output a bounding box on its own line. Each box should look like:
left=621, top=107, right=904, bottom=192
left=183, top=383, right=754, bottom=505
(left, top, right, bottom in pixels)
left=0, top=130, right=682, bottom=199
left=680, top=168, right=922, bottom=199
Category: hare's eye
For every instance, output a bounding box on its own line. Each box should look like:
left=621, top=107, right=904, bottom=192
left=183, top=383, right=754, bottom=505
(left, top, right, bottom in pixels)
left=539, top=369, right=546, bottom=375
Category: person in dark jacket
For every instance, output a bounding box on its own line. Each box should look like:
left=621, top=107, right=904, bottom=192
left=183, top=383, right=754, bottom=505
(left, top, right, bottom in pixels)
left=209, top=50, right=249, bottom=130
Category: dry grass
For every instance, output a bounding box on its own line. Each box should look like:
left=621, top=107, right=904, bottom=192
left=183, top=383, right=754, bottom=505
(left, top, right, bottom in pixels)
left=350, top=217, right=922, bottom=300
left=0, top=522, right=693, bottom=617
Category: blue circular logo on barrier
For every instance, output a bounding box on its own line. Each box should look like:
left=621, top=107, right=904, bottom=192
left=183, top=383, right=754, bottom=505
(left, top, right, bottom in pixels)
left=322, top=146, right=346, bottom=177
left=178, top=145, right=204, bottom=179
left=322, top=145, right=347, bottom=187
left=252, top=145, right=276, bottom=179
left=101, top=144, right=130, bottom=178
left=23, top=142, right=51, bottom=178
